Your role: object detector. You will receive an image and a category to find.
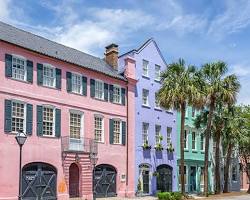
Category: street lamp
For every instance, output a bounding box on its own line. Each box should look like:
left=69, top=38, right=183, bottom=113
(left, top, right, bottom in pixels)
left=15, top=130, right=27, bottom=200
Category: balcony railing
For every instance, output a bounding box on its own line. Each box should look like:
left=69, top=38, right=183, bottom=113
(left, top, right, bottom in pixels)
left=61, top=136, right=98, bottom=154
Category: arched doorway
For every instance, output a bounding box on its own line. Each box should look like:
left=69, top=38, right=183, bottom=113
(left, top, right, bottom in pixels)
left=69, top=163, right=80, bottom=198
left=22, top=162, right=57, bottom=200
left=93, top=164, right=117, bottom=197
left=139, top=164, right=151, bottom=194
left=157, top=164, right=173, bottom=192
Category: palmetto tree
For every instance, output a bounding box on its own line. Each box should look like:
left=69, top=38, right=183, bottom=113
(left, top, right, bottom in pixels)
left=157, top=58, right=201, bottom=194
left=199, top=61, right=240, bottom=196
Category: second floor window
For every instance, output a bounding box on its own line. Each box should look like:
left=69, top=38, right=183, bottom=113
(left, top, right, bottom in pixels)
left=155, top=93, right=160, bottom=108
left=12, top=56, right=26, bottom=81
left=192, top=132, right=196, bottom=150
left=70, top=112, right=81, bottom=139
left=142, top=123, right=149, bottom=144
left=43, top=65, right=55, bottom=87
left=142, top=60, right=149, bottom=77
left=12, top=101, right=25, bottom=132
left=200, top=134, right=204, bottom=151
left=72, top=73, right=82, bottom=94
left=167, top=127, right=172, bottom=146
left=142, top=89, right=149, bottom=106
left=184, top=130, right=188, bottom=149
left=95, top=80, right=104, bottom=100
left=155, top=125, right=161, bottom=144
left=155, top=65, right=161, bottom=81
left=113, top=120, right=121, bottom=144
left=95, top=116, right=104, bottom=142
left=43, top=107, right=54, bottom=136
left=113, top=85, right=121, bottom=104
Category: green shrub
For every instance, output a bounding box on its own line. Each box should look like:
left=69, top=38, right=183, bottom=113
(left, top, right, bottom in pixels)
left=171, top=192, right=182, bottom=200
left=157, top=192, right=183, bottom=200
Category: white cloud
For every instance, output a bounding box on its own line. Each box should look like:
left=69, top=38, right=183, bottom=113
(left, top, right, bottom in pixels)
left=230, top=63, right=250, bottom=77
left=0, top=0, right=11, bottom=21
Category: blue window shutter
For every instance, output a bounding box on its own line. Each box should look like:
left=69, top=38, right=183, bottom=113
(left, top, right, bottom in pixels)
left=56, top=68, right=61, bottom=89
left=4, top=99, right=12, bottom=133
left=26, top=104, right=33, bottom=135
left=121, top=88, right=126, bottom=105
left=36, top=105, right=43, bottom=136
left=122, top=121, right=126, bottom=145
left=82, top=76, right=87, bottom=96
left=109, top=85, right=114, bottom=102
left=66, top=72, right=72, bottom=92
left=104, top=83, right=109, bottom=101
left=90, top=79, right=95, bottom=97
left=55, top=108, right=61, bottom=138
left=26, top=60, right=33, bottom=83
left=5, top=54, right=12, bottom=77
left=37, top=63, right=43, bottom=85
left=109, top=119, right=114, bottom=144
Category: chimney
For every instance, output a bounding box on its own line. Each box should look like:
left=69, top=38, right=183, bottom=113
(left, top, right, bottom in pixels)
left=105, top=43, right=118, bottom=70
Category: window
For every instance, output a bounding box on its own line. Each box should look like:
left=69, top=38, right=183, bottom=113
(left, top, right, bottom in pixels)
left=12, top=101, right=25, bottom=132
left=43, top=107, right=54, bottom=136
left=95, top=116, right=104, bottom=142
left=185, top=109, right=189, bottom=118
left=72, top=73, right=82, bottom=94
left=155, top=65, right=161, bottom=81
left=113, top=120, right=122, bottom=144
left=167, top=127, right=172, bottom=146
left=142, top=123, right=149, bottom=144
left=12, top=56, right=26, bottom=81
left=155, top=93, right=160, bottom=108
left=142, top=89, right=149, bottom=106
left=142, top=60, right=149, bottom=77
left=192, top=107, right=196, bottom=117
left=232, top=166, right=237, bottom=181
left=113, top=85, right=121, bottom=104
left=200, top=134, right=204, bottom=151
left=192, top=132, right=196, bottom=150
left=70, top=112, right=81, bottom=139
left=184, top=130, right=188, bottom=149
left=178, top=166, right=187, bottom=185
left=95, top=80, right=104, bottom=100
left=155, top=125, right=161, bottom=144
left=43, top=65, right=55, bottom=87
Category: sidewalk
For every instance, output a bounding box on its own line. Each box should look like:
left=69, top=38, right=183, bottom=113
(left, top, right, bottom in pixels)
left=192, top=191, right=250, bottom=199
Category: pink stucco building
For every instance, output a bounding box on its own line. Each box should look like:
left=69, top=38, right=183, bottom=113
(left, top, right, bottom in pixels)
left=0, top=22, right=136, bottom=200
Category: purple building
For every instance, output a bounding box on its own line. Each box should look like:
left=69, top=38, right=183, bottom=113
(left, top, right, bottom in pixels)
left=119, top=39, right=177, bottom=195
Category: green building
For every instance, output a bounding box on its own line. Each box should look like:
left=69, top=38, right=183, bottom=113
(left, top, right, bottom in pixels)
left=177, top=106, right=213, bottom=193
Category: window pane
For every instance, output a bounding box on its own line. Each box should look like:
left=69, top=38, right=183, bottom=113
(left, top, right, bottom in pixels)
left=95, top=80, right=104, bottom=99
left=167, top=127, right=172, bottom=146
left=155, top=125, right=161, bottom=144
left=43, top=65, right=55, bottom=87
left=12, top=102, right=25, bottom=132
left=155, top=65, right=161, bottom=80
left=142, top=89, right=149, bottom=106
left=142, top=60, right=149, bottom=76
left=184, top=130, right=188, bottom=149
left=72, top=74, right=82, bottom=94
left=43, top=107, right=54, bottom=136
left=95, top=116, right=103, bottom=142
left=113, top=120, right=121, bottom=144
left=192, top=132, right=196, bottom=150
left=142, top=123, right=149, bottom=144
left=12, top=56, right=26, bottom=81
left=113, top=86, right=121, bottom=103
left=70, top=113, right=81, bottom=139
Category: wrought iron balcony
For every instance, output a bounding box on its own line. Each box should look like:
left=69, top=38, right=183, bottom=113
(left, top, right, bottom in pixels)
left=61, top=136, right=98, bottom=154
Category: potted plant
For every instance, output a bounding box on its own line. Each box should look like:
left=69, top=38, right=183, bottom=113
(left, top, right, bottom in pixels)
left=167, top=142, right=175, bottom=152
left=142, top=140, right=151, bottom=150
left=152, top=171, right=159, bottom=177
left=155, top=143, right=164, bottom=151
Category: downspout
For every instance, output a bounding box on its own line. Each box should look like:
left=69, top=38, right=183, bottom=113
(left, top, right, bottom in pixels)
left=126, top=83, right=129, bottom=197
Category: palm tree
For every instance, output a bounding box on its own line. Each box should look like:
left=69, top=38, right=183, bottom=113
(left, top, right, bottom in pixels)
left=199, top=61, right=240, bottom=196
left=157, top=58, right=201, bottom=194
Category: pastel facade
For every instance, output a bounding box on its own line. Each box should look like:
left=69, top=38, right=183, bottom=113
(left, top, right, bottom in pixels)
left=240, top=157, right=250, bottom=191
left=0, top=22, right=136, bottom=200
left=119, top=39, right=178, bottom=195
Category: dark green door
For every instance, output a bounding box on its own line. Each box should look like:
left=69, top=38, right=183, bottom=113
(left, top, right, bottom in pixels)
left=142, top=170, right=150, bottom=193
left=157, top=165, right=172, bottom=192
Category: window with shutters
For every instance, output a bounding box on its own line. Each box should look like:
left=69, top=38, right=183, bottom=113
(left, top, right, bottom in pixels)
left=192, top=131, right=196, bottom=150
left=113, top=120, right=122, bottom=144
left=12, top=101, right=25, bottom=133
left=200, top=134, right=204, bottom=151
left=155, top=65, right=161, bottom=81
left=43, top=64, right=55, bottom=87
left=184, top=130, right=188, bottom=149
left=71, top=73, right=82, bottom=94
left=155, top=125, right=161, bottom=144
left=113, top=85, right=121, bottom=104
left=43, top=107, right=54, bottom=136
left=142, top=60, right=149, bottom=77
left=142, top=89, right=149, bottom=106
left=94, top=116, right=104, bottom=142
left=12, top=55, right=26, bottom=81
left=142, top=123, right=149, bottom=144
left=167, top=127, right=172, bottom=146
left=95, top=80, right=104, bottom=100
left=70, top=112, right=82, bottom=139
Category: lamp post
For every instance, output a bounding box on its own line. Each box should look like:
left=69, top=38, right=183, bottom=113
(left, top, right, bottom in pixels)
left=89, top=141, right=98, bottom=200
left=15, top=130, right=27, bottom=200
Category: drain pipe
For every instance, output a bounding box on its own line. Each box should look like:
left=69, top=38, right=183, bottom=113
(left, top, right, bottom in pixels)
left=125, top=83, right=129, bottom=197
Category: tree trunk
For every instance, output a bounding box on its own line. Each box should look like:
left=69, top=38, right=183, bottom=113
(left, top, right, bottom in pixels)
left=223, top=142, right=233, bottom=193
left=243, top=155, right=250, bottom=194
left=204, top=99, right=215, bottom=197
left=215, top=129, right=221, bottom=194
left=180, top=103, right=186, bottom=194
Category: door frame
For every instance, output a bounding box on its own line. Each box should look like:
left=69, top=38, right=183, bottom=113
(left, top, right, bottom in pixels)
left=139, top=163, right=151, bottom=194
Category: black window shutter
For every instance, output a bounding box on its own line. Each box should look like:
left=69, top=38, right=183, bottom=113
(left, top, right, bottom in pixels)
left=109, top=84, right=114, bottom=102
left=121, top=88, right=126, bottom=105
left=26, top=104, right=33, bottom=135
left=66, top=72, right=72, bottom=92
left=5, top=54, right=12, bottom=77
left=122, top=121, right=126, bottom=145
left=90, top=79, right=95, bottom=97
left=82, top=76, right=87, bottom=96
left=4, top=99, right=12, bottom=133
left=26, top=60, right=33, bottom=83
left=104, top=83, right=109, bottom=101
left=109, top=119, right=114, bottom=144
left=37, top=63, right=43, bottom=85
left=55, top=108, right=61, bottom=138
left=36, top=105, right=43, bottom=136
left=56, top=68, right=61, bottom=89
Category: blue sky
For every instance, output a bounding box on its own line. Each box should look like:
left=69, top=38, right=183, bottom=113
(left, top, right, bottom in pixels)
left=1, top=0, right=250, bottom=104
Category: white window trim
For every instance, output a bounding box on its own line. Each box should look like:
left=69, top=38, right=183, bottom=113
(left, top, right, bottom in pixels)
left=142, top=59, right=149, bottom=77
left=94, top=114, right=105, bottom=143
left=69, top=110, right=84, bottom=140
left=71, top=72, right=83, bottom=94
left=142, top=122, right=149, bottom=144
left=95, top=79, right=104, bottom=100
left=154, top=64, right=161, bottom=81
left=200, top=134, right=205, bottom=152
left=155, top=125, right=161, bottom=144
left=184, top=130, right=188, bottom=150
left=192, top=131, right=197, bottom=150
left=11, top=99, right=26, bottom=134
left=113, top=84, right=122, bottom=104
left=43, top=64, right=56, bottom=88
left=167, top=127, right=172, bottom=146
left=139, top=164, right=151, bottom=194
left=11, top=54, right=27, bottom=81
left=42, top=105, right=56, bottom=137
left=142, top=89, right=149, bottom=107
left=113, top=118, right=122, bottom=145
